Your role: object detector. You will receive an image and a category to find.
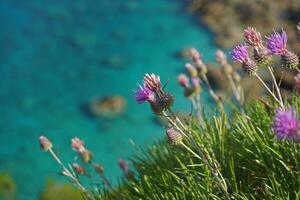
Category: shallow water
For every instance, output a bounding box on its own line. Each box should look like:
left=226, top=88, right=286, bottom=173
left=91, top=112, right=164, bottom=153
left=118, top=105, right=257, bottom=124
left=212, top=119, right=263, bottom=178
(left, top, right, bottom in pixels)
left=0, top=0, right=217, bottom=199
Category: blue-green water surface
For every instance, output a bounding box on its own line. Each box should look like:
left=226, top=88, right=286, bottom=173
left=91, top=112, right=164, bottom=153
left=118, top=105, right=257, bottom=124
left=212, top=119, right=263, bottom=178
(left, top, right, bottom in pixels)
left=0, top=0, right=217, bottom=199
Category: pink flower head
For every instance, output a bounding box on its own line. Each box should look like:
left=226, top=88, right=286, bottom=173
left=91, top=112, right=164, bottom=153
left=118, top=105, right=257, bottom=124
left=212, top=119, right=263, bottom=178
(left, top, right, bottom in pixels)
left=118, top=159, right=129, bottom=174
left=72, top=163, right=85, bottom=175
left=143, top=73, right=161, bottom=91
left=273, top=108, right=300, bottom=141
left=266, top=30, right=288, bottom=55
left=135, top=84, right=155, bottom=104
left=244, top=27, right=262, bottom=47
left=232, top=44, right=249, bottom=63
left=177, top=74, right=190, bottom=88
left=189, top=48, right=201, bottom=63
left=215, top=49, right=227, bottom=65
left=191, top=77, right=200, bottom=88
left=39, top=136, right=53, bottom=151
left=71, top=137, right=86, bottom=153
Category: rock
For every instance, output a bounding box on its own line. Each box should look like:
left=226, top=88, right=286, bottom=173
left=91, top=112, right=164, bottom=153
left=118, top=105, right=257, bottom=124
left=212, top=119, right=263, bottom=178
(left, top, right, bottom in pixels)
left=173, top=47, right=194, bottom=60
left=101, top=55, right=130, bottom=69
left=206, top=67, right=230, bottom=91
left=39, top=181, right=82, bottom=200
left=86, top=95, right=127, bottom=118
left=0, top=172, right=16, bottom=199
left=188, top=0, right=300, bottom=52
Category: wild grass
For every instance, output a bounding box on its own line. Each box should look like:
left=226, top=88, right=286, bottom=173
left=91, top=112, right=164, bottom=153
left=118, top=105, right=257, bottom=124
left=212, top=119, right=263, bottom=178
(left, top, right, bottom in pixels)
left=100, top=96, right=300, bottom=200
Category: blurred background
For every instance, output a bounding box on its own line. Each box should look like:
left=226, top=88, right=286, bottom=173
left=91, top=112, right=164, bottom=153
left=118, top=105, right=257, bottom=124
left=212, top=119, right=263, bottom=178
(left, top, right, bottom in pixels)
left=0, top=0, right=298, bottom=199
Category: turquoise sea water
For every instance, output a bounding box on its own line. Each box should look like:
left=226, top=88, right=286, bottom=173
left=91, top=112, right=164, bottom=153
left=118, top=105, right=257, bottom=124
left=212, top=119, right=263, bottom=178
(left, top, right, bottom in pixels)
left=0, top=0, right=217, bottom=199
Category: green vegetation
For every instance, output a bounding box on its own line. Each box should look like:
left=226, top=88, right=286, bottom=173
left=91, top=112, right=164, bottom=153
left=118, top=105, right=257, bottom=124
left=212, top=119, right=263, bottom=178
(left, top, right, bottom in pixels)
left=100, top=96, right=300, bottom=200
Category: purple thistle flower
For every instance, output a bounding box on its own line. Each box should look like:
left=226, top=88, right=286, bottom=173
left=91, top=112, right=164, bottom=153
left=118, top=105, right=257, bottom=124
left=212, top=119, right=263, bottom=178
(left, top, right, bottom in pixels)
left=273, top=108, right=300, bottom=141
left=135, top=85, right=155, bottom=104
left=232, top=44, right=249, bottom=63
left=266, top=30, right=288, bottom=55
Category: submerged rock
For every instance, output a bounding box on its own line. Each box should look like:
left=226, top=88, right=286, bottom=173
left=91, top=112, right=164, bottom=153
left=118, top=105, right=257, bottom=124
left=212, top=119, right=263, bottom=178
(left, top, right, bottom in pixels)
left=0, top=172, right=16, bottom=199
left=86, top=95, right=127, bottom=118
left=101, top=55, right=130, bottom=69
left=39, top=181, right=82, bottom=200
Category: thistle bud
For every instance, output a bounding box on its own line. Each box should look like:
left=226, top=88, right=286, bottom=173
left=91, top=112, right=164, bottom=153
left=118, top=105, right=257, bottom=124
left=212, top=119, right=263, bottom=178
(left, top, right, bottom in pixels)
left=118, top=159, right=129, bottom=174
left=166, top=128, right=182, bottom=145
left=72, top=163, right=86, bottom=175
left=177, top=74, right=190, bottom=88
left=232, top=72, right=241, bottom=83
left=281, top=51, right=299, bottom=69
left=71, top=137, right=86, bottom=153
left=215, top=49, right=227, bottom=66
left=242, top=59, right=258, bottom=76
left=39, top=136, right=53, bottom=151
left=191, top=77, right=202, bottom=94
left=185, top=63, right=198, bottom=77
left=94, top=164, right=104, bottom=175
left=253, top=48, right=271, bottom=67
left=244, top=27, right=262, bottom=48
left=189, top=48, right=201, bottom=63
left=81, top=150, right=92, bottom=163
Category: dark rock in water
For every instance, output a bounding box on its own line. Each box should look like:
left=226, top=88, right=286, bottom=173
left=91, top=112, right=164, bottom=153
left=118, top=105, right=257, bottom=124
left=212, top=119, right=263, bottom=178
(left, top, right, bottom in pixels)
left=0, top=172, right=16, bottom=199
left=39, top=180, right=82, bottom=200
left=173, top=47, right=193, bottom=60
left=101, top=55, right=130, bottom=69
left=85, top=95, right=127, bottom=118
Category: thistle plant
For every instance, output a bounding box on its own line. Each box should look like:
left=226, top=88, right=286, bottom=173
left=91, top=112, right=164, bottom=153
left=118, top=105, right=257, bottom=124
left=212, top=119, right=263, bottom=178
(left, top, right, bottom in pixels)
left=39, top=23, right=300, bottom=200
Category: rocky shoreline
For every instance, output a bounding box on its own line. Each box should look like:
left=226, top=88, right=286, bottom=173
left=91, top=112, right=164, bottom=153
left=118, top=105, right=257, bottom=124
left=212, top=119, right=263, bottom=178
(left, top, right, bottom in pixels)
left=188, top=0, right=300, bottom=52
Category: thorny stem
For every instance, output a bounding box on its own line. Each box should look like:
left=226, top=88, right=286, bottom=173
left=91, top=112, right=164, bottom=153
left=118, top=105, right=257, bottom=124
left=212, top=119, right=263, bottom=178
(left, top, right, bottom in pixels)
left=226, top=74, right=245, bottom=114
left=180, top=142, right=230, bottom=199
left=191, top=96, right=204, bottom=126
left=267, top=66, right=284, bottom=107
left=162, top=111, right=188, bottom=138
left=254, top=73, right=284, bottom=108
left=48, top=149, right=95, bottom=199
left=163, top=109, right=229, bottom=199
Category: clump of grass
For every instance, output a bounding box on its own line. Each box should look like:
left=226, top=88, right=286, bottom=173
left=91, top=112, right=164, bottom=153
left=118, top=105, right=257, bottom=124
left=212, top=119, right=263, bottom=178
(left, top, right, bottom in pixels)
left=98, top=95, right=300, bottom=200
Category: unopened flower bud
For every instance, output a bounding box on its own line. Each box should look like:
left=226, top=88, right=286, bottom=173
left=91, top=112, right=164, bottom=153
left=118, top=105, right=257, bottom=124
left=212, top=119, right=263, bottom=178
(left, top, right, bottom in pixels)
left=253, top=48, right=271, bottom=67
left=166, top=128, right=182, bottom=145
left=189, top=48, right=200, bottom=63
left=281, top=51, right=299, bottom=69
left=242, top=59, right=258, bottom=76
left=39, top=136, right=53, bottom=151
left=72, top=163, right=85, bottom=175
left=143, top=73, right=161, bottom=92
left=244, top=27, right=262, bottom=48
left=81, top=150, right=92, bottom=163
left=185, top=63, right=198, bottom=77
left=215, top=49, right=228, bottom=66
left=94, top=164, right=104, bottom=175
left=232, top=72, right=241, bottom=83
left=71, top=137, right=86, bottom=153
left=118, top=159, right=129, bottom=174
left=177, top=74, right=190, bottom=88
